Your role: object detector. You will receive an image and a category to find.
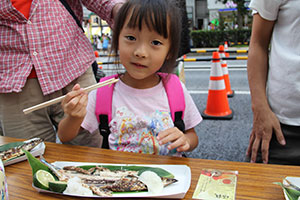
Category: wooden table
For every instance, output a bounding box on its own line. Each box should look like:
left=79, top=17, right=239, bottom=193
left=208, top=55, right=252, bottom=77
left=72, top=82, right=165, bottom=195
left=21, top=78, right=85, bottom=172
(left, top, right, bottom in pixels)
left=1, top=136, right=298, bottom=200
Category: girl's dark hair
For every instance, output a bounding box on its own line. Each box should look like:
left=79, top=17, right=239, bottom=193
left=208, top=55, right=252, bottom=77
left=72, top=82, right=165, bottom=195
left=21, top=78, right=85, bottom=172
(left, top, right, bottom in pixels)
left=111, top=0, right=181, bottom=73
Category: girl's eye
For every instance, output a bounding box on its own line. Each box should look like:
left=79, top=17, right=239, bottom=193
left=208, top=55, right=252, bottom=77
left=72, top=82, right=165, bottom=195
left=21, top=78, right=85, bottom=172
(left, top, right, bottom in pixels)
left=152, top=40, right=162, bottom=46
left=125, top=36, right=136, bottom=41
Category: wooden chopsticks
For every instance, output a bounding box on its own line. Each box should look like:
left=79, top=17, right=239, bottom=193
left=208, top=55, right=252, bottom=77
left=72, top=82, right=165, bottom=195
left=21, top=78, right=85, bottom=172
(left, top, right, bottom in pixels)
left=23, top=78, right=119, bottom=115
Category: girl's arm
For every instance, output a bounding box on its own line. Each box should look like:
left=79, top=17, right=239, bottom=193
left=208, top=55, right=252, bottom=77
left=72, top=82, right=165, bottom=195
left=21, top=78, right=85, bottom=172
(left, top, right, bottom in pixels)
left=57, top=84, right=88, bottom=142
left=57, top=115, right=84, bottom=142
left=157, top=127, right=199, bottom=152
left=182, top=128, right=198, bottom=152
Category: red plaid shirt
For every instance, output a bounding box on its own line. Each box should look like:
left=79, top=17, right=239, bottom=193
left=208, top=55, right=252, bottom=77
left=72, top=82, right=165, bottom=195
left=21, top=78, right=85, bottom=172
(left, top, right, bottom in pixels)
left=0, top=0, right=120, bottom=95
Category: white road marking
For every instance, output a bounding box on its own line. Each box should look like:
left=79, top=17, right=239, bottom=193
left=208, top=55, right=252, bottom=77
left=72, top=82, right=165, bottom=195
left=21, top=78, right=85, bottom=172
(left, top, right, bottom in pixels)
left=185, top=64, right=247, bottom=68
left=185, top=68, right=247, bottom=72
left=188, top=90, right=250, bottom=94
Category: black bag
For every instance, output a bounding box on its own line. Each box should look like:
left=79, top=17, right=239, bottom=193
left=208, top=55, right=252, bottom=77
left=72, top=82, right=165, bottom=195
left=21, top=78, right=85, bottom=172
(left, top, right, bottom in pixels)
left=59, top=0, right=105, bottom=82
left=92, top=61, right=106, bottom=82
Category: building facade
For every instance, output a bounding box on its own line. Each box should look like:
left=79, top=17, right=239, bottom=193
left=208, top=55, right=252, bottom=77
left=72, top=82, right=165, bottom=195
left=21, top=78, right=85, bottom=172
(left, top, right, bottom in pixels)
left=186, top=0, right=209, bottom=30
left=187, top=0, right=251, bottom=30
left=83, top=1, right=250, bottom=34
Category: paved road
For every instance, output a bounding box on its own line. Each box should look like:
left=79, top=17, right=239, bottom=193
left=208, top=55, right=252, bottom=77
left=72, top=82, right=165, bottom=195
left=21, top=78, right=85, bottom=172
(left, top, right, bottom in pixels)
left=183, top=53, right=252, bottom=162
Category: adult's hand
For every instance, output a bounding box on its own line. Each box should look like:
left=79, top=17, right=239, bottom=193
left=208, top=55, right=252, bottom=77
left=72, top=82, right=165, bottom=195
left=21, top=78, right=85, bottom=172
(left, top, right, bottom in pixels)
left=246, top=107, right=285, bottom=163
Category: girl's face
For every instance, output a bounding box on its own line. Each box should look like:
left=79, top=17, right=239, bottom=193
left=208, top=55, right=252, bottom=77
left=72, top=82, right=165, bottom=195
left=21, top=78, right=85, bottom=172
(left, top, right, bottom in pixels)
left=118, top=15, right=171, bottom=88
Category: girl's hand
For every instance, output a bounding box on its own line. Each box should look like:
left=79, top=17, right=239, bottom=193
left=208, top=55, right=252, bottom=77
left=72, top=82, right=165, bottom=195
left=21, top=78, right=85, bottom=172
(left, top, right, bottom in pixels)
left=157, top=127, right=190, bottom=152
left=61, top=84, right=88, bottom=119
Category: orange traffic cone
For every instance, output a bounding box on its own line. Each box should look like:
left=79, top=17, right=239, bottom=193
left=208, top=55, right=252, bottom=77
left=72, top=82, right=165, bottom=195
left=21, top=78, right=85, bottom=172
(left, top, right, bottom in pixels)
left=94, top=50, right=99, bottom=58
left=224, top=41, right=230, bottom=57
left=219, top=45, right=234, bottom=97
left=202, top=52, right=233, bottom=120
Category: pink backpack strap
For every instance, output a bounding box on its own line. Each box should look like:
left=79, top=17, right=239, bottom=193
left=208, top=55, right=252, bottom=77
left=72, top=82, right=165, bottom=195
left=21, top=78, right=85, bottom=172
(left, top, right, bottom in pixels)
left=158, top=72, right=185, bottom=121
left=95, top=74, right=119, bottom=123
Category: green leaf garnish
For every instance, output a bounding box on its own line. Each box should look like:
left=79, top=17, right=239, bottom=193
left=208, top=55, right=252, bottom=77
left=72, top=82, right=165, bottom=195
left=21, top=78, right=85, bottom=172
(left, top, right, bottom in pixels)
left=24, top=150, right=50, bottom=175
left=0, top=141, right=24, bottom=152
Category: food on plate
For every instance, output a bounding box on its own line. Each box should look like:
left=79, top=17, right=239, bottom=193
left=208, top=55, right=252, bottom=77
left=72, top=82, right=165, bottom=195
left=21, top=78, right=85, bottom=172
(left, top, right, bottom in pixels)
left=63, top=177, right=93, bottom=196
left=138, top=171, right=164, bottom=194
left=38, top=157, right=178, bottom=197
left=0, top=138, right=43, bottom=162
left=48, top=181, right=68, bottom=193
left=61, top=166, right=139, bottom=183
left=33, top=169, right=55, bottom=190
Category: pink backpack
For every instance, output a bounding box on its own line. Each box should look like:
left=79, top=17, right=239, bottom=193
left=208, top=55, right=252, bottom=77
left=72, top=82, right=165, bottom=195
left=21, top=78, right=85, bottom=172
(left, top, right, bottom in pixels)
left=95, top=73, right=185, bottom=149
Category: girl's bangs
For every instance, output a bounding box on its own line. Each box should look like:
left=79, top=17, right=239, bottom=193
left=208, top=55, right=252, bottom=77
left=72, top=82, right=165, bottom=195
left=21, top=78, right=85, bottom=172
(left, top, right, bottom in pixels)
left=126, top=4, right=169, bottom=38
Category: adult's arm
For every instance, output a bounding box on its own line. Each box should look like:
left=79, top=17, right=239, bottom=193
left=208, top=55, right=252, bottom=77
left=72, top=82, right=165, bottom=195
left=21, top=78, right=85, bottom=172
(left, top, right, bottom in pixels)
left=246, top=13, right=285, bottom=164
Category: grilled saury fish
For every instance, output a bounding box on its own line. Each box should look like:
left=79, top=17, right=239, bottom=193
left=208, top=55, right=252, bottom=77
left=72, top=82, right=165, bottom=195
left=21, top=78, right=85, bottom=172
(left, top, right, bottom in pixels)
left=0, top=138, right=43, bottom=162
left=40, top=157, right=178, bottom=197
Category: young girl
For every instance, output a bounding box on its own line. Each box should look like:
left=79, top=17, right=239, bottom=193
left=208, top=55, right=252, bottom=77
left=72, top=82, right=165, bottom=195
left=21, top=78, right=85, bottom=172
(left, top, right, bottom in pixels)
left=58, top=0, right=202, bottom=156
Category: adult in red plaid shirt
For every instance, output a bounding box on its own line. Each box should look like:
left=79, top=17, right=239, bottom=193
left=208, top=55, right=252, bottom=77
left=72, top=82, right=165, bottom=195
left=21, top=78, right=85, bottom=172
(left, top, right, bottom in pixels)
left=0, top=0, right=124, bottom=147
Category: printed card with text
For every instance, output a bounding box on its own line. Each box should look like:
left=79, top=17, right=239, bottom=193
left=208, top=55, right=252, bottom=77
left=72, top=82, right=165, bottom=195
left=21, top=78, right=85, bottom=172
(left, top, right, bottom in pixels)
left=192, top=169, right=238, bottom=200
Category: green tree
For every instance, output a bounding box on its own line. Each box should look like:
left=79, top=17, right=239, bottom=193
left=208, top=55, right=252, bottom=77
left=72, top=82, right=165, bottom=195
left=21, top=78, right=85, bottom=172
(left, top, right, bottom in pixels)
left=217, top=0, right=248, bottom=29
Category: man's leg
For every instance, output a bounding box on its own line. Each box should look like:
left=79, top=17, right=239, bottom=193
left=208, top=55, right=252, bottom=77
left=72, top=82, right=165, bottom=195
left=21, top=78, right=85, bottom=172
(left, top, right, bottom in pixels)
left=0, top=79, right=57, bottom=142
left=268, top=123, right=300, bottom=165
left=0, top=123, right=3, bottom=136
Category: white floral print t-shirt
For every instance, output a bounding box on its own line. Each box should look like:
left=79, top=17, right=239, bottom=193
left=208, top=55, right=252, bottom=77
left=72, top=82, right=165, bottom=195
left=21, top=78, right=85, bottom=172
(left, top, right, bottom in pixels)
left=82, top=78, right=202, bottom=156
